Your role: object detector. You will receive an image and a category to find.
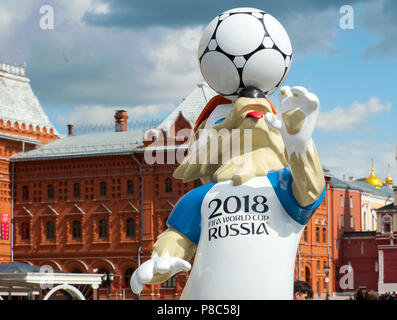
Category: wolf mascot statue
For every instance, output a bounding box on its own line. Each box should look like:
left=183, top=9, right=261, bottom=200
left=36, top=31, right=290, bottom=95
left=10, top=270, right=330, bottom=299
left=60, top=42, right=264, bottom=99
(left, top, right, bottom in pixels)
left=131, top=13, right=325, bottom=301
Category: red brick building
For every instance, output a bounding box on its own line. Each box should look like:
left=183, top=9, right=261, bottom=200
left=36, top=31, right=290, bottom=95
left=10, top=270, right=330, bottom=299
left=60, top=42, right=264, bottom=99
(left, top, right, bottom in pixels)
left=0, top=72, right=338, bottom=299
left=295, top=176, right=333, bottom=297
left=329, top=175, right=396, bottom=295
left=0, top=63, right=58, bottom=264
left=375, top=195, right=397, bottom=293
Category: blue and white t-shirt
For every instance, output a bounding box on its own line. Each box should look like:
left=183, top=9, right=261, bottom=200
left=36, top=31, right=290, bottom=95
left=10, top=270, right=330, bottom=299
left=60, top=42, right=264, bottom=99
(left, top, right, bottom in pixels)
left=167, top=168, right=325, bottom=300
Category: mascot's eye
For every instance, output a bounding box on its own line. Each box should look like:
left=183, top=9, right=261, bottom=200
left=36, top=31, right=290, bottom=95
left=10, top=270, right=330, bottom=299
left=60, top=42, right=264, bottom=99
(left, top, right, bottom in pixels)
left=215, top=117, right=226, bottom=124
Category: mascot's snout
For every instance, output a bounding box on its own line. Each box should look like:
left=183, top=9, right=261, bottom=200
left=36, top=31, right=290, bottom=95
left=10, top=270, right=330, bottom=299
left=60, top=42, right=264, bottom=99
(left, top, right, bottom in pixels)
left=234, top=86, right=277, bottom=120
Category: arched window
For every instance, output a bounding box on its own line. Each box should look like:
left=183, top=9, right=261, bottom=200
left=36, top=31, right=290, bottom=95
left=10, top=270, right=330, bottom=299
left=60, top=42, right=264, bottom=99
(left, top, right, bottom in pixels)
left=123, top=268, right=134, bottom=288
left=161, top=275, right=177, bottom=288
left=305, top=267, right=311, bottom=285
left=72, top=220, right=81, bottom=240
left=72, top=269, right=82, bottom=273
left=382, top=215, right=392, bottom=234
left=47, top=184, right=54, bottom=199
left=22, top=186, right=29, bottom=201
left=317, top=260, right=321, bottom=271
left=316, top=227, right=320, bottom=243
left=100, top=182, right=107, bottom=196
left=165, top=178, right=172, bottom=193
left=322, top=227, right=327, bottom=243
left=126, top=218, right=135, bottom=238
left=99, top=219, right=108, bottom=239
left=127, top=180, right=134, bottom=195
left=46, top=221, right=55, bottom=240
left=21, top=222, right=30, bottom=240
left=303, top=227, right=308, bottom=242
left=73, top=183, right=80, bottom=198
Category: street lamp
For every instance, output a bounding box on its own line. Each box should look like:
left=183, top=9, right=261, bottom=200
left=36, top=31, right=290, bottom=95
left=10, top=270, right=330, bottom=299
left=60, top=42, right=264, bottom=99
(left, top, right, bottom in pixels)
left=324, top=265, right=330, bottom=300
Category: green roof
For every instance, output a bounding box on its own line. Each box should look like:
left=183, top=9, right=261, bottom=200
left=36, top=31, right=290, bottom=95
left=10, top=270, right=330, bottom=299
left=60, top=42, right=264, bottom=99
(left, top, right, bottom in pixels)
left=342, top=231, right=376, bottom=239
left=377, top=203, right=395, bottom=211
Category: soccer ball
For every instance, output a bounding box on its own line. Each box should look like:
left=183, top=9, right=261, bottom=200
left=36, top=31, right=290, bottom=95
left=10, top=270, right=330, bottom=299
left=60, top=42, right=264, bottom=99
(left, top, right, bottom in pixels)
left=198, top=7, right=292, bottom=100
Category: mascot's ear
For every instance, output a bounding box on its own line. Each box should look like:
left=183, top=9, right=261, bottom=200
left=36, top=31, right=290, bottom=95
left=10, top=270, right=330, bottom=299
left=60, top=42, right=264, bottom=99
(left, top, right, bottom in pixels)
left=193, top=95, right=232, bottom=133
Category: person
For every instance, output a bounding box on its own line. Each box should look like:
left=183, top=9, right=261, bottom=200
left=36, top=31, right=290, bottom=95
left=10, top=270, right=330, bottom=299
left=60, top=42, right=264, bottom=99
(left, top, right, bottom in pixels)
left=294, top=280, right=313, bottom=300
left=354, top=288, right=377, bottom=300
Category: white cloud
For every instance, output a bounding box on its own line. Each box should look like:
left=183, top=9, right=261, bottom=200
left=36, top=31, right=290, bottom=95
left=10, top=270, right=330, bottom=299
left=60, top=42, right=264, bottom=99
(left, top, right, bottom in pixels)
left=284, top=8, right=341, bottom=57
left=316, top=97, right=392, bottom=131
left=143, top=26, right=203, bottom=101
left=317, top=139, right=396, bottom=182
left=57, top=103, right=175, bottom=126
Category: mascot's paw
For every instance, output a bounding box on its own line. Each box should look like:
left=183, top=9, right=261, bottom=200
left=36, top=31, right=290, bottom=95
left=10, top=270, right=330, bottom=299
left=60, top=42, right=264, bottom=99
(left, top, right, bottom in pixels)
left=265, top=86, right=320, bottom=160
left=130, top=252, right=191, bottom=294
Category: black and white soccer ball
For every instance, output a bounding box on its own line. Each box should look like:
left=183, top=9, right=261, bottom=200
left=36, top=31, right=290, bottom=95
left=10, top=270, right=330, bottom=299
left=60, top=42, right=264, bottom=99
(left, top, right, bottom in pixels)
left=198, top=7, right=293, bottom=100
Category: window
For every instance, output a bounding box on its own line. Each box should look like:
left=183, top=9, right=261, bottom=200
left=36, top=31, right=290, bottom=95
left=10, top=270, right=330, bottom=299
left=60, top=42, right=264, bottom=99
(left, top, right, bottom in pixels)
left=100, top=182, right=107, bottom=196
left=340, top=194, right=344, bottom=207
left=322, top=228, right=327, bottom=243
left=73, top=183, right=80, bottom=198
left=99, top=219, right=108, bottom=239
left=350, top=196, right=353, bottom=209
left=47, top=184, right=54, bottom=199
left=194, top=180, right=201, bottom=188
left=161, top=275, right=176, bottom=288
left=124, top=268, right=134, bottom=288
left=21, top=222, right=30, bottom=240
left=303, top=227, right=308, bottom=242
left=341, top=214, right=344, bottom=227
left=127, top=180, right=134, bottom=195
left=316, top=227, right=320, bottom=243
left=361, top=241, right=365, bottom=255
left=22, top=186, right=29, bottom=201
left=72, top=220, right=81, bottom=240
left=126, top=218, right=135, bottom=238
left=317, top=260, right=321, bottom=271
left=382, top=215, right=392, bottom=234
left=46, top=221, right=55, bottom=240
left=165, top=178, right=172, bottom=193
left=350, top=216, right=354, bottom=228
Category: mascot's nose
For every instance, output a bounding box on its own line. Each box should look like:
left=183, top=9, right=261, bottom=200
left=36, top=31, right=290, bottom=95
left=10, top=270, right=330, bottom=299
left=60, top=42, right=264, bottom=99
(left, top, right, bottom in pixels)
left=239, top=86, right=266, bottom=119
left=238, top=86, right=266, bottom=99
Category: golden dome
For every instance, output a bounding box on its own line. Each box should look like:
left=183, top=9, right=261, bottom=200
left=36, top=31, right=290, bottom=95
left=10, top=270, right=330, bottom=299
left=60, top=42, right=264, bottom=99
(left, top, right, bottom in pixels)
left=365, top=159, right=383, bottom=189
left=385, top=164, right=393, bottom=185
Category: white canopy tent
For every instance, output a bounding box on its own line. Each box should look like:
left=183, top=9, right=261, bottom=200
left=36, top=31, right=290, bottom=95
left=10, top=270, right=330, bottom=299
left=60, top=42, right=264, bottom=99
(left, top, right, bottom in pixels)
left=0, top=262, right=103, bottom=300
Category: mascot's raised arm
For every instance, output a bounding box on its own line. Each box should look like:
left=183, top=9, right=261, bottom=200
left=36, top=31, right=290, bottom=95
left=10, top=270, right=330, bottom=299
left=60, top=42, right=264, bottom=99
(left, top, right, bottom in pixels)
left=131, top=7, right=325, bottom=300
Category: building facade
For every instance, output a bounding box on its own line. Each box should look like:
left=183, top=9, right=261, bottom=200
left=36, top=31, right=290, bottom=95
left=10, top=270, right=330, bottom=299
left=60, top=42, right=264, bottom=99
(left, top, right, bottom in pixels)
left=0, top=62, right=58, bottom=264
left=2, top=62, right=395, bottom=299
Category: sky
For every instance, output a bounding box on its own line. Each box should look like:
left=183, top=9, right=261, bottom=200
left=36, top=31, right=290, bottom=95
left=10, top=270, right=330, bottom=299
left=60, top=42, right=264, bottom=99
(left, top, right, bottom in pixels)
left=0, top=0, right=395, bottom=181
